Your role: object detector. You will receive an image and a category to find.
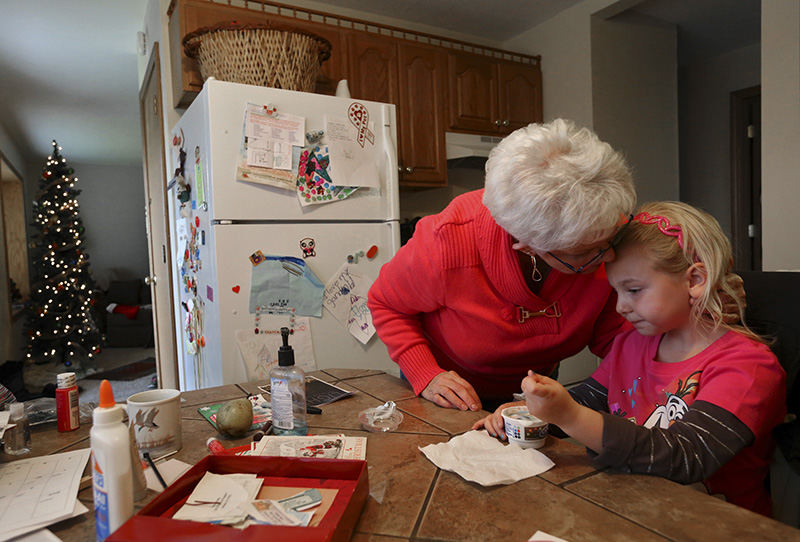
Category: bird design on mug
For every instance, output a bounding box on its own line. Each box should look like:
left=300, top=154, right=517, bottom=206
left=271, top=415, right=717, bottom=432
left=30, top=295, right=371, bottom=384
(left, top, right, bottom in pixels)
left=134, top=408, right=159, bottom=432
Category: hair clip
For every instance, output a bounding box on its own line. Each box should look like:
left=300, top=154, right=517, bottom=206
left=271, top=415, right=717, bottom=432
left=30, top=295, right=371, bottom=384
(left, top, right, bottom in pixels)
left=633, top=212, right=684, bottom=248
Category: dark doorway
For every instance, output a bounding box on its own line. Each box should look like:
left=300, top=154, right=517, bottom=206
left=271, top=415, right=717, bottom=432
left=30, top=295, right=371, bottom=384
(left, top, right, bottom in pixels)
left=730, top=86, right=761, bottom=271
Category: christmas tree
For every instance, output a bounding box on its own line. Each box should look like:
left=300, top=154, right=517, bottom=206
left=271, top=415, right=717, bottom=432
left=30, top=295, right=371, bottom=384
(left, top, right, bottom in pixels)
left=24, top=140, right=102, bottom=369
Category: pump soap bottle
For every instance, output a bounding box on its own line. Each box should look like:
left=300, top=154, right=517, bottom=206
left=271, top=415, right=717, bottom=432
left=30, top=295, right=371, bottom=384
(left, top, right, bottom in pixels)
left=91, top=380, right=133, bottom=541
left=269, top=327, right=307, bottom=436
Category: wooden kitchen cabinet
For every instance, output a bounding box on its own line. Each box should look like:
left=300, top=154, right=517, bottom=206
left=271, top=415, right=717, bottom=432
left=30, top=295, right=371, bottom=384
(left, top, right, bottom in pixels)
left=447, top=51, right=541, bottom=135
left=397, top=42, right=447, bottom=186
left=348, top=34, right=446, bottom=186
left=167, top=0, right=347, bottom=108
left=346, top=32, right=398, bottom=106
left=497, top=60, right=543, bottom=133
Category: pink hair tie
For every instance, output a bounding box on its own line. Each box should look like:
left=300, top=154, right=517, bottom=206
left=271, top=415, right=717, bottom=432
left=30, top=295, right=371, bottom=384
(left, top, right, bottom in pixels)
left=633, top=212, right=684, bottom=249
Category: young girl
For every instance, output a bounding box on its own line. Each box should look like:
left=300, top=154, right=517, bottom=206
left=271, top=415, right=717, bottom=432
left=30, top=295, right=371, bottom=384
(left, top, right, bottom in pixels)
left=475, top=201, right=786, bottom=516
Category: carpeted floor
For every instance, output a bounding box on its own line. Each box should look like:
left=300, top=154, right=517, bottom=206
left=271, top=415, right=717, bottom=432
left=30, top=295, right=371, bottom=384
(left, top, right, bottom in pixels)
left=78, top=371, right=157, bottom=405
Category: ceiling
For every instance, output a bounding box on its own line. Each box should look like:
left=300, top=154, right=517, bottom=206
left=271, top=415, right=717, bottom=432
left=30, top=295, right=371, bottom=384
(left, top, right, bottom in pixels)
left=0, top=0, right=759, bottom=169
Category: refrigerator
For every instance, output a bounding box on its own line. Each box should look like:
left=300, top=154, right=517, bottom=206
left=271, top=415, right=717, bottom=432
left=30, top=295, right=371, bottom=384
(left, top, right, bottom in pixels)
left=167, top=79, right=400, bottom=391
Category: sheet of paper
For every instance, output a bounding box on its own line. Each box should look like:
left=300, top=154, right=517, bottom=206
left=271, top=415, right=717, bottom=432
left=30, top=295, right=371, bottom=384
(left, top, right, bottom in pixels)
left=245, top=106, right=303, bottom=170
left=324, top=115, right=380, bottom=188
left=323, top=263, right=376, bottom=343
left=3, top=501, right=89, bottom=542
left=529, top=531, right=569, bottom=542
left=0, top=449, right=91, bottom=539
left=144, top=459, right=192, bottom=493
left=249, top=256, right=324, bottom=317
left=234, top=317, right=316, bottom=381
left=172, top=472, right=262, bottom=524
left=253, top=434, right=366, bottom=460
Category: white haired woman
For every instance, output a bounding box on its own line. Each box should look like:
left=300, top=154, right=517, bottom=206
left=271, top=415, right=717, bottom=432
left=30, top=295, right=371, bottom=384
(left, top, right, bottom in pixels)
left=368, top=119, right=639, bottom=411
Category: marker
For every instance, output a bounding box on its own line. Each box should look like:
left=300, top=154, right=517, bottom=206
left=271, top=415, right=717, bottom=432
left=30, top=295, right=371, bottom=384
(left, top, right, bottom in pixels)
left=143, top=451, right=168, bottom=489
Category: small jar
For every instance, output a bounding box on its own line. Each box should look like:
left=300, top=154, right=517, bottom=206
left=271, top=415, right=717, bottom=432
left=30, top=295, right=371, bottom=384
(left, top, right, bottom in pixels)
left=56, top=372, right=80, bottom=432
left=5, top=402, right=31, bottom=455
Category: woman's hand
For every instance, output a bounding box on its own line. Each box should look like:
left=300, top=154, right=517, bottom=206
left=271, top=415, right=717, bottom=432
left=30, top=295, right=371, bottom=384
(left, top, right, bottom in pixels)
left=471, top=401, right=525, bottom=439
left=520, top=371, right=576, bottom=427
left=421, top=371, right=482, bottom=411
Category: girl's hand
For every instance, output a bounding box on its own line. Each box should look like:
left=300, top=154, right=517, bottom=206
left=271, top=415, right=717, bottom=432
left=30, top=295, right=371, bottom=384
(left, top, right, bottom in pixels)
left=521, top=371, right=577, bottom=427
left=471, top=401, right=524, bottom=440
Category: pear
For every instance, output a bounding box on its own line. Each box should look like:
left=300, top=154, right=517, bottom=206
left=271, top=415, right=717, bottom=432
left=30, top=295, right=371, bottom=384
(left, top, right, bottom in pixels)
left=215, top=398, right=253, bottom=437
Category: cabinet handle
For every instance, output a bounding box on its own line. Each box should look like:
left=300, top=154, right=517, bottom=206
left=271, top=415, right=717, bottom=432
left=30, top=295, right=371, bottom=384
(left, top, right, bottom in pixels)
left=405, top=167, right=414, bottom=174
left=494, top=120, right=502, bottom=126
left=398, top=166, right=404, bottom=173
left=503, top=120, right=510, bottom=127
left=145, top=276, right=157, bottom=285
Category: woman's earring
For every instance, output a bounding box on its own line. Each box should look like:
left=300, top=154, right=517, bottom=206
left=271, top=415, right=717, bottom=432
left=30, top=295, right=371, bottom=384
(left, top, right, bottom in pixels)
left=530, top=255, right=543, bottom=282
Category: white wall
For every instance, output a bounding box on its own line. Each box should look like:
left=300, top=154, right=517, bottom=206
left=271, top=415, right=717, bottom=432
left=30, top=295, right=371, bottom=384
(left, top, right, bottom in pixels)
left=503, top=0, right=616, bottom=127
left=74, top=163, right=150, bottom=290
left=591, top=11, right=679, bottom=204
left=680, top=43, right=760, bottom=236
left=761, top=0, right=800, bottom=271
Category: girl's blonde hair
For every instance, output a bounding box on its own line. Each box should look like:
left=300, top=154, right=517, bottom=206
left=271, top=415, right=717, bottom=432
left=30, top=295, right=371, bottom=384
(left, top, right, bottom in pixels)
left=616, top=201, right=764, bottom=343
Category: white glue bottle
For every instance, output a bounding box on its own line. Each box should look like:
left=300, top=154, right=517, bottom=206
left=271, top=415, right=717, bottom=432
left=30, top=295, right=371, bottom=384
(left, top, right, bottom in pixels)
left=91, top=380, right=133, bottom=541
left=270, top=327, right=307, bottom=436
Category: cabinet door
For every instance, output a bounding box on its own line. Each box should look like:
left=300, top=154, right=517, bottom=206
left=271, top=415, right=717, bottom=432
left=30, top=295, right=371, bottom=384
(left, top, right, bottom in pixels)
left=347, top=32, right=399, bottom=105
left=497, top=61, right=542, bottom=134
left=447, top=52, right=498, bottom=134
left=398, top=42, right=447, bottom=186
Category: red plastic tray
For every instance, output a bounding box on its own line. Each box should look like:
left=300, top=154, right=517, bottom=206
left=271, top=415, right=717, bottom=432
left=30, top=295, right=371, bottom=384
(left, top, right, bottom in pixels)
left=107, top=454, right=369, bottom=542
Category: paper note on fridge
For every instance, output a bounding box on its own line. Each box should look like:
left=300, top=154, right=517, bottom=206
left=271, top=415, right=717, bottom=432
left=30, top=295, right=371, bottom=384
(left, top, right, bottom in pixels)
left=324, top=115, right=380, bottom=188
left=323, top=264, right=376, bottom=344
left=234, top=321, right=316, bottom=381
left=249, top=256, right=324, bottom=317
left=244, top=104, right=304, bottom=170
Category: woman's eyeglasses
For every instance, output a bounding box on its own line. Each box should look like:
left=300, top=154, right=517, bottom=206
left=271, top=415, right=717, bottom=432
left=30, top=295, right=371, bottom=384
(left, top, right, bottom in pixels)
left=547, top=214, right=634, bottom=274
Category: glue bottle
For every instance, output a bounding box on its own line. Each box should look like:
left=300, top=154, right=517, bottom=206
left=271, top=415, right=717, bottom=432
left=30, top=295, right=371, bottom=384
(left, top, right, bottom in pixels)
left=91, top=380, right=133, bottom=540
left=269, top=327, right=307, bottom=436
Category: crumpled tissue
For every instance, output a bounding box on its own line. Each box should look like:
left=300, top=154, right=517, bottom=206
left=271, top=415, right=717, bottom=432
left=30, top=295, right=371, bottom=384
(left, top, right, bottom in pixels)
left=419, top=430, right=554, bottom=486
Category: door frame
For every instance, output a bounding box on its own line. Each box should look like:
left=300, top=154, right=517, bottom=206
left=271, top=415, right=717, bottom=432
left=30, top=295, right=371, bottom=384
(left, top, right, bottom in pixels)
left=139, top=42, right=179, bottom=387
left=730, top=85, right=761, bottom=271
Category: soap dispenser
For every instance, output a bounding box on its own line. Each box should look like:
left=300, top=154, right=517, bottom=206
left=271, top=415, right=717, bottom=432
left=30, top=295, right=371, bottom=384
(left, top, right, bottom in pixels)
left=269, top=327, right=307, bottom=435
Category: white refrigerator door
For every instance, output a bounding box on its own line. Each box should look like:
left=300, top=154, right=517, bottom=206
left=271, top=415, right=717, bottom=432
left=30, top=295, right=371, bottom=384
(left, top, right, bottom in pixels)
left=210, top=221, right=401, bottom=386
left=201, top=79, right=399, bottom=222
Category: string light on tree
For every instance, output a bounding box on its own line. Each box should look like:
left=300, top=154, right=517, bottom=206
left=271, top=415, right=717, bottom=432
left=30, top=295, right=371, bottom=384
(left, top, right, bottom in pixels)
left=23, top=140, right=103, bottom=369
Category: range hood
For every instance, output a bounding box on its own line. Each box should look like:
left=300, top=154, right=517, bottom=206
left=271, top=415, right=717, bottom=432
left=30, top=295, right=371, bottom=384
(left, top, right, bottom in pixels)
left=445, top=132, right=502, bottom=167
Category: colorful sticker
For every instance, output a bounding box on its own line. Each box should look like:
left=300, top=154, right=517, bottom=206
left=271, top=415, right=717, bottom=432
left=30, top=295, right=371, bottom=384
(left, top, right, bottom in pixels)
left=300, top=237, right=316, bottom=258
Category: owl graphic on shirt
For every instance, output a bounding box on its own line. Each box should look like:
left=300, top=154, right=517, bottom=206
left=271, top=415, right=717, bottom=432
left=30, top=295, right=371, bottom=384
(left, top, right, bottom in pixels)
left=642, top=370, right=702, bottom=429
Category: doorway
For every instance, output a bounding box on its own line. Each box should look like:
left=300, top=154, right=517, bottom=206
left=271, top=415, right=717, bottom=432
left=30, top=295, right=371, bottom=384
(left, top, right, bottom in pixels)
left=730, top=86, right=761, bottom=271
left=139, top=43, right=179, bottom=389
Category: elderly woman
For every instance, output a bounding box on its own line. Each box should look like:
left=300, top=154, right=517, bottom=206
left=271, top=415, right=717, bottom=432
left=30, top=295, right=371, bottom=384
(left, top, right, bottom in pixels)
left=368, top=119, right=636, bottom=411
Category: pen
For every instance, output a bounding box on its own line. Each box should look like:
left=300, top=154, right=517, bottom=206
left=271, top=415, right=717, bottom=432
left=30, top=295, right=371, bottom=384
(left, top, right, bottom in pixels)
left=143, top=451, right=168, bottom=489
left=306, top=405, right=322, bottom=414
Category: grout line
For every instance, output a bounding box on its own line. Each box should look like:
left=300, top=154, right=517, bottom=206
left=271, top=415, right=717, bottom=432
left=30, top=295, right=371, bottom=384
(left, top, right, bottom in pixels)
left=409, top=467, right=441, bottom=540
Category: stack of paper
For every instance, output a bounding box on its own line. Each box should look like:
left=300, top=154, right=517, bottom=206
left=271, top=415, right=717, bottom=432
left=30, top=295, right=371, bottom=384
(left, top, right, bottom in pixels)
left=0, top=449, right=91, bottom=540
left=251, top=434, right=366, bottom=460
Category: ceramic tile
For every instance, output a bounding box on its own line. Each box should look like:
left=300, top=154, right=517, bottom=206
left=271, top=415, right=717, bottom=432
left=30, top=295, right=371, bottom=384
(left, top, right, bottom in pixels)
left=1, top=422, right=92, bottom=462
left=395, top=396, right=486, bottom=435
left=179, top=385, right=246, bottom=407
left=417, top=470, right=667, bottom=541
left=176, top=418, right=254, bottom=462
left=235, top=370, right=336, bottom=396
left=308, top=383, right=446, bottom=435
left=536, top=436, right=597, bottom=485
left=351, top=534, right=409, bottom=542
left=347, top=431, right=448, bottom=537
left=345, top=373, right=417, bottom=402
left=321, top=368, right=384, bottom=380
left=565, top=471, right=800, bottom=540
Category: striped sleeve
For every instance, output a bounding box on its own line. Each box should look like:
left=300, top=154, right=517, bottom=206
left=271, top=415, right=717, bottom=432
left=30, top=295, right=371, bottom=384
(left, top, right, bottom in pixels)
left=593, top=400, right=753, bottom=484
left=0, top=383, right=16, bottom=408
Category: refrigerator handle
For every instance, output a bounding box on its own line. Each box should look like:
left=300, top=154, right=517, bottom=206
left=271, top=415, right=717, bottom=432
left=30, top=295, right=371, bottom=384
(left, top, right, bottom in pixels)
left=382, top=104, right=400, bottom=220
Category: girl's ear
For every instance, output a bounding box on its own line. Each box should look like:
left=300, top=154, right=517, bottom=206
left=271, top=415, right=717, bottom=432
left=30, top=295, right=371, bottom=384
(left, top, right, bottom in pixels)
left=686, top=263, right=708, bottom=304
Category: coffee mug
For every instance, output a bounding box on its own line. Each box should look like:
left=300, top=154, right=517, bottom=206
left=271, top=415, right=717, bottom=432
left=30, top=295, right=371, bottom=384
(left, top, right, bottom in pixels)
left=127, top=388, right=182, bottom=456
left=501, top=405, right=548, bottom=449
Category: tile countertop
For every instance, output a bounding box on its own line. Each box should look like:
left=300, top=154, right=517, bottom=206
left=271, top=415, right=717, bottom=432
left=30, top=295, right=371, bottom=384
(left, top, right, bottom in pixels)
left=5, top=369, right=798, bottom=541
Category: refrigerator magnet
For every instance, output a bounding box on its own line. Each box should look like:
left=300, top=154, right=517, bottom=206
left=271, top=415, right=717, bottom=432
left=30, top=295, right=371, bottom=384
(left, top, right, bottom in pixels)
left=367, top=245, right=378, bottom=259
left=206, top=285, right=214, bottom=302
left=300, top=237, right=316, bottom=258
left=250, top=250, right=266, bottom=266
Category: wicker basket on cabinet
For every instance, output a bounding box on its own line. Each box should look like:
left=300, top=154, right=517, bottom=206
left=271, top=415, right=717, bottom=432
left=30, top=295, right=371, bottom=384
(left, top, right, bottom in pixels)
left=182, top=21, right=331, bottom=92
